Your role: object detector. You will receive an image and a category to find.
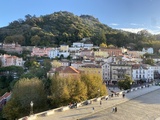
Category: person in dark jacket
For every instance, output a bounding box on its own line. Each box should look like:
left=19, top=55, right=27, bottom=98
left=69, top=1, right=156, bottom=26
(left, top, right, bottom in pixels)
left=123, top=93, right=125, bottom=98
left=115, top=106, right=117, bottom=112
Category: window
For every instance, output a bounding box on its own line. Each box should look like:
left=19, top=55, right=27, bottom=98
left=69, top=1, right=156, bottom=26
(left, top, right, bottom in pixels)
left=139, top=75, right=141, bottom=78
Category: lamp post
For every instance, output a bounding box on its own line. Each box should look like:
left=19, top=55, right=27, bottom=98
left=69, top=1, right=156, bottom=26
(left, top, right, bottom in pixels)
left=130, top=82, right=132, bottom=89
left=98, top=89, right=100, bottom=97
left=30, top=101, right=34, bottom=115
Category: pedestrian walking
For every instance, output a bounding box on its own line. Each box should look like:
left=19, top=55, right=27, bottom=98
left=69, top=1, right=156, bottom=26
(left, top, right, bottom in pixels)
left=100, top=100, right=102, bottom=105
left=92, top=107, right=95, bottom=112
left=75, top=102, right=78, bottom=108
left=111, top=93, right=113, bottom=97
left=115, top=107, right=117, bottom=112
left=122, top=93, right=125, bottom=98
left=112, top=107, right=115, bottom=113
left=105, top=96, right=108, bottom=100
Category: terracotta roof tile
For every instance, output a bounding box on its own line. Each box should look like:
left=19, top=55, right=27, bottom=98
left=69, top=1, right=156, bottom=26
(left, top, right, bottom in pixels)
left=81, top=64, right=101, bottom=68
left=132, top=64, right=148, bottom=69
left=55, top=66, right=80, bottom=74
left=0, top=92, right=11, bottom=102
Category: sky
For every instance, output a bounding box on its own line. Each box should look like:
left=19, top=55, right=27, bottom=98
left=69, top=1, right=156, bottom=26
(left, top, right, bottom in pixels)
left=1, top=0, right=160, bottom=34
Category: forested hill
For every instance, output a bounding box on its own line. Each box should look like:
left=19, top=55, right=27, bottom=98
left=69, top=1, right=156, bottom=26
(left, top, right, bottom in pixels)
left=0, top=11, right=160, bottom=51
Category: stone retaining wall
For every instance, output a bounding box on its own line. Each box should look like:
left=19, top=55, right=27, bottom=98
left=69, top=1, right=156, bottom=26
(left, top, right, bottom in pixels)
left=19, top=83, right=154, bottom=120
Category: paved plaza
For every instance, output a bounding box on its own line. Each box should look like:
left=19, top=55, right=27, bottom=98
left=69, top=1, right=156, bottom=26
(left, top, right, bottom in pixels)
left=35, top=85, right=160, bottom=120
left=80, top=88, right=160, bottom=120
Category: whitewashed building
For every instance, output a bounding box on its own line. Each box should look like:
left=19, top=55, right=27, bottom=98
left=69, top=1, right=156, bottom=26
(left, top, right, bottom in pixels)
left=48, top=48, right=59, bottom=59
left=48, top=48, right=70, bottom=59
left=104, top=56, right=117, bottom=63
left=142, top=47, right=154, bottom=54
left=71, top=61, right=83, bottom=69
left=72, top=42, right=84, bottom=47
left=0, top=54, right=24, bottom=67
left=132, top=64, right=154, bottom=83
left=102, top=62, right=111, bottom=83
left=69, top=47, right=81, bottom=52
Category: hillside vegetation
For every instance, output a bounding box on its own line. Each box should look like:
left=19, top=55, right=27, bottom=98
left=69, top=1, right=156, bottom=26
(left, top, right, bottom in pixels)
left=0, top=11, right=160, bottom=52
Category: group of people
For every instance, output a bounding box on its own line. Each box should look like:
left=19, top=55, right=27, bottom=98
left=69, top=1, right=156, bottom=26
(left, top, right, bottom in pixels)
left=110, top=92, right=125, bottom=99
left=69, top=102, right=77, bottom=109
left=89, top=90, right=126, bottom=114
left=112, top=106, right=117, bottom=113
left=92, top=106, right=118, bottom=113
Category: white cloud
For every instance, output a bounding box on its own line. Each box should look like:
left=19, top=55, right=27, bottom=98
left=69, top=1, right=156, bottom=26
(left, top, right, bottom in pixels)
left=118, top=28, right=160, bottom=34
left=118, top=28, right=145, bottom=33
left=130, top=23, right=138, bottom=26
left=110, top=23, right=119, bottom=26
left=147, top=29, right=160, bottom=34
left=156, top=26, right=160, bottom=29
left=130, top=23, right=144, bottom=26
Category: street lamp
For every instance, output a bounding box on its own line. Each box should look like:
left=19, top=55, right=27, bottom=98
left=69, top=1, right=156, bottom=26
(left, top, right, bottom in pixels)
left=30, top=101, right=34, bottom=115
left=130, top=82, right=133, bottom=89
left=98, top=89, right=100, bottom=97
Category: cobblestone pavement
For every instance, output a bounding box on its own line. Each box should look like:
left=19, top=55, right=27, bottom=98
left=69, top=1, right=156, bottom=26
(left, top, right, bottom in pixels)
left=35, top=86, right=160, bottom=120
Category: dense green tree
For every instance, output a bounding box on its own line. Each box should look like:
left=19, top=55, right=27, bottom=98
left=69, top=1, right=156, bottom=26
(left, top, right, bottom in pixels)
left=107, top=44, right=116, bottom=48
left=0, top=11, right=160, bottom=50
left=0, top=66, right=24, bottom=91
left=24, top=58, right=37, bottom=69
left=0, top=50, right=7, bottom=55
left=143, top=58, right=154, bottom=65
left=22, top=58, right=51, bottom=79
left=81, top=74, right=107, bottom=99
left=4, top=35, right=25, bottom=45
left=118, top=75, right=133, bottom=90
left=42, top=59, right=52, bottom=72
left=20, top=72, right=36, bottom=79
left=91, top=30, right=106, bottom=45
left=30, top=35, right=41, bottom=46
left=0, top=60, right=2, bottom=67
left=0, top=75, right=13, bottom=96
left=51, top=60, right=61, bottom=68
left=3, top=78, right=47, bottom=119
left=2, top=98, right=20, bottom=120
left=0, top=75, right=13, bottom=89
left=143, top=53, right=153, bottom=58
left=100, top=43, right=107, bottom=48
left=0, top=66, right=24, bottom=77
left=50, top=76, right=70, bottom=107
left=50, top=76, right=87, bottom=107
left=67, top=77, right=87, bottom=102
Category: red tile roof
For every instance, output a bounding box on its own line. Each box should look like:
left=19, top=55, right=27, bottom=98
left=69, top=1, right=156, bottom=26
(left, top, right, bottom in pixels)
left=55, top=66, right=80, bottom=74
left=0, top=92, right=11, bottom=102
left=81, top=64, right=101, bottom=68
left=132, top=64, right=148, bottom=69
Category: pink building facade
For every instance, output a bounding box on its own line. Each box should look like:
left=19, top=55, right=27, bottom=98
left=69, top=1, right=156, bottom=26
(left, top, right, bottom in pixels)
left=2, top=42, right=23, bottom=54
left=31, top=47, right=52, bottom=57
left=0, top=54, right=24, bottom=67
